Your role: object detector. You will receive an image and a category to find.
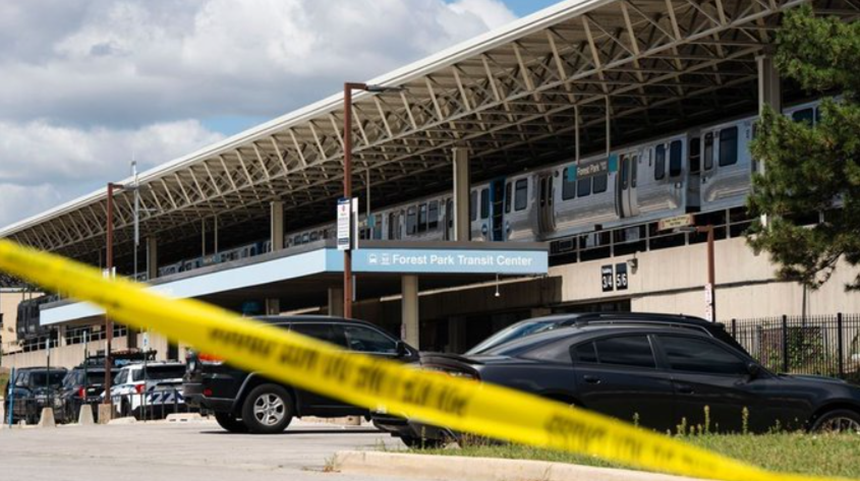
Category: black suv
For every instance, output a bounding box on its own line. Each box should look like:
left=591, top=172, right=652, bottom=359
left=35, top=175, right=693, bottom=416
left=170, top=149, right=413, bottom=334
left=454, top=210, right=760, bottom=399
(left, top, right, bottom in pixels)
left=4, top=367, right=67, bottom=424
left=57, top=364, right=119, bottom=424
left=184, top=315, right=419, bottom=434
left=403, top=323, right=860, bottom=444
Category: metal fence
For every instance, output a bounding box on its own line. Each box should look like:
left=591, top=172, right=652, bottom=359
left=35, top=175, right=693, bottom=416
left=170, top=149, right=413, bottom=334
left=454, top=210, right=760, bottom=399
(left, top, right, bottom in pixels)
left=728, top=314, right=860, bottom=382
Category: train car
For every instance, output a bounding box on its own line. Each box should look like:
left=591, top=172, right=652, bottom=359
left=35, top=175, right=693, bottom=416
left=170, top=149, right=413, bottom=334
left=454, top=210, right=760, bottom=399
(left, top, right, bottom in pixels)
left=697, top=116, right=755, bottom=213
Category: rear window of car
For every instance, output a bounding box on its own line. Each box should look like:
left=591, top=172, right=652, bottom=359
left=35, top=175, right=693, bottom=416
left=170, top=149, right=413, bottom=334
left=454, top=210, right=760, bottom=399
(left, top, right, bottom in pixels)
left=145, top=365, right=186, bottom=381
left=574, top=335, right=656, bottom=369
left=27, top=371, right=66, bottom=387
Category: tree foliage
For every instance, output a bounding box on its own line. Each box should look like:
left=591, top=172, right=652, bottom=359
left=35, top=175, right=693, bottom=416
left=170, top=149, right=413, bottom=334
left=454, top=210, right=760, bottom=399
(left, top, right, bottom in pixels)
left=747, top=5, right=860, bottom=290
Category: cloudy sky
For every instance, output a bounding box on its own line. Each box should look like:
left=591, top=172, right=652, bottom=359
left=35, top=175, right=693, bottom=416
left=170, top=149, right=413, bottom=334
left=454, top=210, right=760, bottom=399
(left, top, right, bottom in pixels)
left=0, top=0, right=560, bottom=229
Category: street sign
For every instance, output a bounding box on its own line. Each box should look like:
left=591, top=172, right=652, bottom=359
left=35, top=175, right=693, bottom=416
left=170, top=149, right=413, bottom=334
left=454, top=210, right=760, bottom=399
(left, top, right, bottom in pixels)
left=657, top=213, right=694, bottom=232
left=337, top=198, right=351, bottom=251
left=704, top=283, right=714, bottom=322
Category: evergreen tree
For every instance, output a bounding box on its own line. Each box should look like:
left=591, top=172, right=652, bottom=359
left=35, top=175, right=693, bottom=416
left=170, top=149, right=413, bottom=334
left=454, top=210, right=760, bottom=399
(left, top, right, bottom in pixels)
left=747, top=5, right=860, bottom=290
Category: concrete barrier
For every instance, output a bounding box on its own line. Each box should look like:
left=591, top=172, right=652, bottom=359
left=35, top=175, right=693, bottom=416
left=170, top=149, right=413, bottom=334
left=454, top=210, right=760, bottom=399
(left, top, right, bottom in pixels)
left=107, top=416, right=137, bottom=425
left=78, top=404, right=95, bottom=425
left=97, top=404, right=112, bottom=425
left=0, top=398, right=5, bottom=430
left=165, top=413, right=203, bottom=423
left=37, top=407, right=56, bottom=428
left=333, top=451, right=702, bottom=481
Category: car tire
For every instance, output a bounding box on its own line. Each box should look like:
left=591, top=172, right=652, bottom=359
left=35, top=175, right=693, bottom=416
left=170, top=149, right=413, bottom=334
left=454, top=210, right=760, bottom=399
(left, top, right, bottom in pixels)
left=811, top=409, right=860, bottom=434
left=241, top=384, right=294, bottom=434
left=399, top=435, right=444, bottom=449
left=215, top=412, right=249, bottom=433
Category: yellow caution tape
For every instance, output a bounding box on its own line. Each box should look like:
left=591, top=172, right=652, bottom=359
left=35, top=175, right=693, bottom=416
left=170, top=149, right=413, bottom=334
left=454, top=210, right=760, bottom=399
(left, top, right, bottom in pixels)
left=0, top=239, right=848, bottom=481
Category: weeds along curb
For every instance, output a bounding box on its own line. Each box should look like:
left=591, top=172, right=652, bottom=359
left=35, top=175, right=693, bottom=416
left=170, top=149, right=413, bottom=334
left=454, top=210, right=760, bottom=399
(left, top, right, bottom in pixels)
left=332, top=451, right=706, bottom=481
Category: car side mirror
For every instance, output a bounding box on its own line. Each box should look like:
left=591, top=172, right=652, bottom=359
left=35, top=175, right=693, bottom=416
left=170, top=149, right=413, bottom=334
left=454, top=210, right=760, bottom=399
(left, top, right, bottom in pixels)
left=396, top=341, right=411, bottom=358
left=746, top=362, right=761, bottom=379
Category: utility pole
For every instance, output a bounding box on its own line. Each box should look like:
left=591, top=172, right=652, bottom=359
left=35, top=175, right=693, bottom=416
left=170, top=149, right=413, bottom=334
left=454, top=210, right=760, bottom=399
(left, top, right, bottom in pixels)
left=103, top=182, right=123, bottom=411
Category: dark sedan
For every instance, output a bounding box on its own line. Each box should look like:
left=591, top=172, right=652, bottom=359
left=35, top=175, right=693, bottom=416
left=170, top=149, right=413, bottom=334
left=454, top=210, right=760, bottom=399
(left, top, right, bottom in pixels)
left=407, top=324, right=860, bottom=444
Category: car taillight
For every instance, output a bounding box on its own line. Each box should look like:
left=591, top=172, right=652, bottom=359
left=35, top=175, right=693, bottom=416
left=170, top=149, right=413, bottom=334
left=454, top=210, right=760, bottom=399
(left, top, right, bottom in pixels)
left=202, top=388, right=213, bottom=397
left=135, top=384, right=146, bottom=395
left=78, top=387, right=86, bottom=399
left=198, top=353, right=224, bottom=366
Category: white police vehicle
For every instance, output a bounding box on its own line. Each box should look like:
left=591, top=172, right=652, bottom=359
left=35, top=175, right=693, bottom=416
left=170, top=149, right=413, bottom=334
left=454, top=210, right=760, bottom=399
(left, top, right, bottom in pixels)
left=105, top=361, right=187, bottom=419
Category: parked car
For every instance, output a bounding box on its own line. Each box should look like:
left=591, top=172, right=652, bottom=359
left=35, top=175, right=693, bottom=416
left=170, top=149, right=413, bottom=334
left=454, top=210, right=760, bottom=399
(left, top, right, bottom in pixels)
left=184, top=315, right=419, bottom=434
left=106, top=361, right=188, bottom=419
left=56, top=364, right=119, bottom=424
left=374, top=312, right=749, bottom=445
left=395, top=323, right=860, bottom=446
left=3, top=367, right=67, bottom=424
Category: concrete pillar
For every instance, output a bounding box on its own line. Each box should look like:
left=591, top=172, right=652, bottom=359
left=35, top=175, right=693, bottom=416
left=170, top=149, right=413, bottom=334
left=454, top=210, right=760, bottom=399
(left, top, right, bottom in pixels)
left=146, top=236, right=158, bottom=279
left=447, top=316, right=467, bottom=353
left=401, top=275, right=420, bottom=348
left=757, top=54, right=782, bottom=117
left=452, top=147, right=470, bottom=242
left=265, top=298, right=280, bottom=316
left=328, top=287, right=344, bottom=317
left=270, top=201, right=285, bottom=251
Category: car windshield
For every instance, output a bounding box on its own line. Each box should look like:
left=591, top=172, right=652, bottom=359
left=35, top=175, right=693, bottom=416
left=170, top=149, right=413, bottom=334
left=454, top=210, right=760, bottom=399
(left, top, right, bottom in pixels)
left=29, top=372, right=66, bottom=387
left=83, top=372, right=106, bottom=385
left=145, top=365, right=185, bottom=381
left=467, top=320, right=562, bottom=355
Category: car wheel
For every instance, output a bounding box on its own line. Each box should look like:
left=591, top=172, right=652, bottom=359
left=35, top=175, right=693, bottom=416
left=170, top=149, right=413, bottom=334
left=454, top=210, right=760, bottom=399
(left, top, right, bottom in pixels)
left=812, top=409, right=860, bottom=434
left=215, top=412, right=249, bottom=433
left=241, top=384, right=294, bottom=434
left=399, top=435, right=444, bottom=449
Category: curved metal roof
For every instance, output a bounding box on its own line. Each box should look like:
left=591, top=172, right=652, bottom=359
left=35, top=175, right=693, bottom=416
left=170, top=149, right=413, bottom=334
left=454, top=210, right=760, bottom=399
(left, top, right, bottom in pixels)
left=2, top=0, right=856, bottom=264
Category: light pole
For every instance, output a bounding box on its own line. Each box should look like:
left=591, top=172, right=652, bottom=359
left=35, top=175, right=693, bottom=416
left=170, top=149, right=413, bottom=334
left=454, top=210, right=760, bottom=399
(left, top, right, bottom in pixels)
left=681, top=224, right=716, bottom=322
left=342, top=82, right=401, bottom=319
left=103, top=182, right=124, bottom=409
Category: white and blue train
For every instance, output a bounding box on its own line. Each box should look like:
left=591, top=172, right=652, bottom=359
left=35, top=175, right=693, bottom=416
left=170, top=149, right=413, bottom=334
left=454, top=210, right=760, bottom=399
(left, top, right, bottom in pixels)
left=157, top=100, right=823, bottom=278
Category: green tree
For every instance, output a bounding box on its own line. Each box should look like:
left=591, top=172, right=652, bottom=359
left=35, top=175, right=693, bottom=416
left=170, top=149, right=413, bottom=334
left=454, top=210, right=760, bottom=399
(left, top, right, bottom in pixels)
left=747, top=5, right=860, bottom=290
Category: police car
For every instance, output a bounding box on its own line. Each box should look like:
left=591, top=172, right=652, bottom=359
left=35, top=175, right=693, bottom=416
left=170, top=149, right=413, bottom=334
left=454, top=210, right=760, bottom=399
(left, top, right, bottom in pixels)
left=105, top=361, right=187, bottom=419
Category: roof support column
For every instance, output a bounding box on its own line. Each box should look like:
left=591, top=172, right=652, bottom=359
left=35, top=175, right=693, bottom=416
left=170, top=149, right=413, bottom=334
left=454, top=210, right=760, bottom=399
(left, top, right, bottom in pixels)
left=757, top=54, right=781, bottom=227
left=270, top=200, right=285, bottom=251
left=401, top=275, right=419, bottom=349
left=328, top=287, right=344, bottom=317
left=452, top=147, right=470, bottom=241
left=146, top=236, right=158, bottom=280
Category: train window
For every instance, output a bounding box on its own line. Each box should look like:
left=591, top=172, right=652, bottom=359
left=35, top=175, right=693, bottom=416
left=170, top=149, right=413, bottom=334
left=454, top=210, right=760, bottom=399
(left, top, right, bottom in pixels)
left=593, top=173, right=608, bottom=193
left=428, top=201, right=439, bottom=230
left=310, top=232, right=319, bottom=242
left=654, top=145, right=666, bottom=180
left=480, top=188, right=490, bottom=219
left=689, top=137, right=701, bottom=174
left=562, top=168, right=577, bottom=200
left=515, top=179, right=528, bottom=211
left=418, top=203, right=428, bottom=233
left=631, top=155, right=638, bottom=188
left=620, top=156, right=629, bottom=189
left=372, top=214, right=383, bottom=240
left=505, top=182, right=512, bottom=214
left=293, top=235, right=301, bottom=245
left=669, top=140, right=683, bottom=177
left=792, top=108, right=814, bottom=126
left=406, top=207, right=417, bottom=236
left=577, top=177, right=592, bottom=197
left=704, top=133, right=714, bottom=171
left=470, top=191, right=477, bottom=222
left=718, top=127, right=738, bottom=167
left=302, top=233, right=310, bottom=243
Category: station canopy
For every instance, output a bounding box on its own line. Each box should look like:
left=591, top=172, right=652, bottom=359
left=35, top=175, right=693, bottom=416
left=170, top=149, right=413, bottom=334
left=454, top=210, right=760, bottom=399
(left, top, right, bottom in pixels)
left=1, top=0, right=857, bottom=268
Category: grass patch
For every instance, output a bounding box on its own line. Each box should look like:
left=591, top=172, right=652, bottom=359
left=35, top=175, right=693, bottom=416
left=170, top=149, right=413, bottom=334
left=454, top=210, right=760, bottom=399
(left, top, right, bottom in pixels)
left=412, top=433, right=860, bottom=478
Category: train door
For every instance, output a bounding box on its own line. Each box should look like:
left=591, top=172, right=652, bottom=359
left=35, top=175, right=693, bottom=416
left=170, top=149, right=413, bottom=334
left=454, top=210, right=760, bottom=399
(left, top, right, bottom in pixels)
left=617, top=153, right=639, bottom=218
left=388, top=211, right=402, bottom=240
left=537, top=174, right=554, bottom=235
left=490, top=179, right=506, bottom=241
left=687, top=134, right=702, bottom=211
left=445, top=199, right=454, bottom=241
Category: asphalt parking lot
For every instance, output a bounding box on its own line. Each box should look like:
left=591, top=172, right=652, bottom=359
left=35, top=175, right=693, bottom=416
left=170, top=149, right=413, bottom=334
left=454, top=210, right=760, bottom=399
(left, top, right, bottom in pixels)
left=0, top=419, right=414, bottom=481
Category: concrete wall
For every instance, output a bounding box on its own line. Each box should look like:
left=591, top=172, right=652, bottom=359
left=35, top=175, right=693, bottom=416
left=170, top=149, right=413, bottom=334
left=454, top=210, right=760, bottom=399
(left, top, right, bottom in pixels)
left=550, top=237, right=860, bottom=320
left=1, top=330, right=176, bottom=370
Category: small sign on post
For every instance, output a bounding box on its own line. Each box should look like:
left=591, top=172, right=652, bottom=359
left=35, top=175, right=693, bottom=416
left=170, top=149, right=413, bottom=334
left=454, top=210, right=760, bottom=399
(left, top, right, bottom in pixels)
left=657, top=214, right=694, bottom=232
left=704, top=283, right=714, bottom=322
left=337, top=198, right=351, bottom=251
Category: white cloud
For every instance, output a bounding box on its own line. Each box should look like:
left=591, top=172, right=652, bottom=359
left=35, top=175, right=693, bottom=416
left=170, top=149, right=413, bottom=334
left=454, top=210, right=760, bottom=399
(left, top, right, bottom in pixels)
left=0, top=0, right=516, bottom=229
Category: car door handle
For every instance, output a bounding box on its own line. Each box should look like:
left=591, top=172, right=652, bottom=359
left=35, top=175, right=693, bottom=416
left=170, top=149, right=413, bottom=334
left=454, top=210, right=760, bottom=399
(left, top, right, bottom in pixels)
left=676, top=384, right=694, bottom=394
left=583, top=375, right=601, bottom=384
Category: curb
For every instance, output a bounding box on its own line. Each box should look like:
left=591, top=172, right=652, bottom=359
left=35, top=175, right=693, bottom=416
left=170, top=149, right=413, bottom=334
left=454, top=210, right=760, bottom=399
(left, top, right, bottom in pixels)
left=333, top=451, right=704, bottom=481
